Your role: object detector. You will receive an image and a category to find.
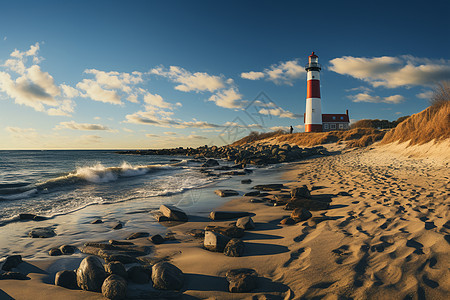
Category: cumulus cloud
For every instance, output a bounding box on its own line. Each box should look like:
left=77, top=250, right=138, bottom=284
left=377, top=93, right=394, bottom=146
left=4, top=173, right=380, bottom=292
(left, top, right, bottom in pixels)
left=258, top=107, right=301, bottom=119
left=348, top=92, right=405, bottom=104
left=329, top=55, right=450, bottom=88
left=56, top=121, right=113, bottom=131
left=125, top=110, right=221, bottom=129
left=208, top=88, right=246, bottom=109
left=143, top=92, right=172, bottom=109
left=241, top=60, right=305, bottom=85
left=76, top=79, right=122, bottom=105
left=416, top=90, right=433, bottom=99
left=150, top=66, right=224, bottom=92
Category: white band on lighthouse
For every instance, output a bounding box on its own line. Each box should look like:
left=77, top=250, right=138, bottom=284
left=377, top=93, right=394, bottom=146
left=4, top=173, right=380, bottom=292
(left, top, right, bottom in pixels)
left=307, top=71, right=320, bottom=81
left=305, top=98, right=322, bottom=124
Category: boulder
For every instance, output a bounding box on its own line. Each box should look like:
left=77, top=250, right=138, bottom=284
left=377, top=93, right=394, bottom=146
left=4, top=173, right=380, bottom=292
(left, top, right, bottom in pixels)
left=204, top=231, right=231, bottom=252
left=28, top=227, right=56, bottom=238
left=290, top=208, right=312, bottom=222
left=280, top=217, right=296, bottom=225
left=159, top=205, right=188, bottom=222
left=236, top=216, right=255, bottom=230
left=204, top=225, right=245, bottom=238
left=151, top=262, right=184, bottom=290
left=209, top=211, right=250, bottom=220
left=150, top=234, right=165, bottom=245
left=76, top=256, right=107, bottom=292
left=201, top=159, right=219, bottom=168
left=241, top=179, right=252, bottom=184
left=291, top=185, right=311, bottom=199
left=104, top=262, right=127, bottom=279
left=0, top=271, right=29, bottom=280
left=224, top=239, right=245, bottom=257
left=104, top=254, right=139, bottom=264
left=59, top=245, right=77, bottom=255
left=127, top=266, right=151, bottom=284
left=55, top=270, right=78, bottom=289
left=226, top=268, right=258, bottom=293
left=243, top=191, right=260, bottom=197
left=49, top=248, right=63, bottom=256
left=285, top=198, right=330, bottom=211
left=126, top=232, right=149, bottom=240
left=252, top=184, right=284, bottom=191
left=1, top=255, right=22, bottom=271
left=102, top=274, right=127, bottom=300
left=214, top=189, right=239, bottom=197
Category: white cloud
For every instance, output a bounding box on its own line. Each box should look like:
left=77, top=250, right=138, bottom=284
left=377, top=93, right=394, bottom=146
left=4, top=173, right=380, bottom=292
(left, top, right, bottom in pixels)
left=241, top=60, right=305, bottom=86
left=76, top=79, right=122, bottom=105
left=60, top=84, right=79, bottom=98
left=125, top=110, right=221, bottom=129
left=146, top=133, right=159, bottom=138
left=150, top=66, right=224, bottom=92
left=187, top=134, right=207, bottom=140
left=269, top=126, right=288, bottom=131
left=143, top=92, right=172, bottom=109
left=416, top=90, right=433, bottom=99
left=208, top=88, right=245, bottom=109
left=240, top=71, right=265, bottom=80
left=56, top=121, right=113, bottom=131
left=5, top=126, right=39, bottom=140
left=294, top=125, right=304, bottom=130
left=164, top=131, right=177, bottom=136
left=329, top=55, right=450, bottom=88
left=258, top=107, right=301, bottom=119
left=348, top=92, right=405, bottom=104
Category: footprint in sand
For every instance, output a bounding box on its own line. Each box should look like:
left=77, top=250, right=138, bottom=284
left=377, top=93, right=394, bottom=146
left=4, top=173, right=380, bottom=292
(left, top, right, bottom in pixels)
left=406, top=239, right=424, bottom=255
left=283, top=247, right=311, bottom=271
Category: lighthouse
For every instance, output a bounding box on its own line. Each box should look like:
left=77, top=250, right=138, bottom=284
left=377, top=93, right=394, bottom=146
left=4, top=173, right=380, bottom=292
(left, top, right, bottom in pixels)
left=304, top=52, right=322, bottom=132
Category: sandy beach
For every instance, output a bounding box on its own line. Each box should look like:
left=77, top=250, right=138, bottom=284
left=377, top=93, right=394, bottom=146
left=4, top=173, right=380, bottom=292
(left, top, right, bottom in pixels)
left=0, top=142, right=448, bottom=300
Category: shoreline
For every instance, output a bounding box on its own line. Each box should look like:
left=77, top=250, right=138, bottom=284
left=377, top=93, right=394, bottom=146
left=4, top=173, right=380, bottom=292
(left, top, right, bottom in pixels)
left=1, top=146, right=449, bottom=299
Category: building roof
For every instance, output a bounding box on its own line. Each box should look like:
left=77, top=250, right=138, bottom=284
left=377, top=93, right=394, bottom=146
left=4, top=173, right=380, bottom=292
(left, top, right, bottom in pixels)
left=322, top=114, right=349, bottom=122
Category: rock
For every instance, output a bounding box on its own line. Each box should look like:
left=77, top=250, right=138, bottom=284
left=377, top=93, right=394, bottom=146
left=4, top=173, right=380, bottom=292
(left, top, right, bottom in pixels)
left=91, top=219, right=103, bottom=224
left=285, top=198, right=330, bottom=211
left=241, top=179, right=252, bottom=184
left=76, top=256, right=107, bottom=292
left=280, top=217, right=296, bottom=225
left=204, top=231, right=231, bottom=252
left=157, top=215, right=170, bottom=222
left=224, top=239, right=245, bottom=257
left=151, top=262, right=184, bottom=290
left=59, top=245, right=77, bottom=255
left=164, top=232, right=176, bottom=241
left=290, top=208, right=312, bottom=222
left=214, top=189, right=239, bottom=197
left=102, top=274, right=127, bottom=300
left=104, top=262, right=127, bottom=279
left=252, top=184, right=284, bottom=191
left=126, top=232, right=149, bottom=240
left=250, top=198, right=264, bottom=203
left=188, top=229, right=205, bottom=238
left=209, top=211, right=250, bottom=220
left=243, top=190, right=260, bottom=197
left=19, top=213, right=36, bottom=220
left=55, top=270, right=78, bottom=289
left=159, top=205, right=188, bottom=222
left=0, top=271, right=29, bottom=280
left=291, top=185, right=311, bottom=199
left=226, top=268, right=258, bottom=293
left=49, top=248, right=63, bottom=256
left=127, top=266, right=151, bottom=284
left=112, top=222, right=123, bottom=230
left=28, top=227, right=56, bottom=238
left=201, top=159, right=219, bottom=168
left=150, top=234, right=165, bottom=245
left=104, top=254, right=139, bottom=264
left=204, top=225, right=245, bottom=238
left=236, top=216, right=255, bottom=230
left=1, top=255, right=22, bottom=271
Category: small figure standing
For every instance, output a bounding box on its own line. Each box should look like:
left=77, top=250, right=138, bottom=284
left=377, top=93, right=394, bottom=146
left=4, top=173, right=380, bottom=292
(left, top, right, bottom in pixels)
left=289, top=126, right=293, bottom=134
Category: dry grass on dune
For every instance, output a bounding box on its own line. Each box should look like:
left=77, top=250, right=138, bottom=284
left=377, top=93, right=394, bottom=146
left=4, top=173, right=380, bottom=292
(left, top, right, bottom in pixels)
left=231, top=130, right=286, bottom=146
left=381, top=82, right=450, bottom=146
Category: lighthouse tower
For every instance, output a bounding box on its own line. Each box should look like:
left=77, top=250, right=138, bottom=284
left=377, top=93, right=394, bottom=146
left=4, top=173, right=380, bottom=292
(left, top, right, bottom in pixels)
left=304, top=52, right=322, bottom=132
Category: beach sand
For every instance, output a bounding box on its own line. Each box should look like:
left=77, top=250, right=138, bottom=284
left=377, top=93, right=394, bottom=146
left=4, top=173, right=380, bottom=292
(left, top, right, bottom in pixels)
left=0, top=143, right=448, bottom=299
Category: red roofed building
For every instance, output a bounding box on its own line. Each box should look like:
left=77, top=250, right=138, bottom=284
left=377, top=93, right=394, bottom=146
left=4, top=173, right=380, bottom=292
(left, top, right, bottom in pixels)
left=322, top=110, right=350, bottom=131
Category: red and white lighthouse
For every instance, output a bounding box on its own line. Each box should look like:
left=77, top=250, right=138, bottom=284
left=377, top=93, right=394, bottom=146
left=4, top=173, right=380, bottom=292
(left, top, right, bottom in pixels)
left=304, top=52, right=322, bottom=132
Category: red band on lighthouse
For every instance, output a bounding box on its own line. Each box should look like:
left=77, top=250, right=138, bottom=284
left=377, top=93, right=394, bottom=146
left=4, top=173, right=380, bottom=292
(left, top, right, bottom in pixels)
left=307, top=80, right=320, bottom=99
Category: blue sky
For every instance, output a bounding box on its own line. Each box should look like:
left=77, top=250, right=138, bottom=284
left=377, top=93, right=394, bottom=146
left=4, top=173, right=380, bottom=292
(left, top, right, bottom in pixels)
left=1, top=0, right=449, bottom=149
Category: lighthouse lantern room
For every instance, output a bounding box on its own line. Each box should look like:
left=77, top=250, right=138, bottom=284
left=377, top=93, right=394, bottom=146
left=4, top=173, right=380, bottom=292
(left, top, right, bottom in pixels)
left=304, top=52, right=323, bottom=132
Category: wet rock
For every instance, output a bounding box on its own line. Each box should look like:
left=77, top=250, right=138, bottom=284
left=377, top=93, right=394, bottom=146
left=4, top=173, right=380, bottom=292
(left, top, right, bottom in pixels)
left=224, top=239, right=245, bottom=257
left=250, top=198, right=264, bottom=203
left=243, top=190, right=260, bottom=197
left=28, top=227, right=56, bottom=238
left=226, top=268, right=258, bottom=293
left=91, top=219, right=103, bottom=224
left=290, top=208, right=312, bottom=222
left=252, top=184, right=284, bottom=191
left=126, top=232, right=149, bottom=240
left=19, top=213, right=46, bottom=221
left=150, top=234, right=165, bottom=245
left=127, top=266, right=151, bottom=284
left=102, top=274, right=127, bottom=300
left=76, top=256, right=107, bottom=292
left=151, top=262, right=184, bottom=290
left=104, top=262, right=127, bottom=279
left=112, top=222, right=123, bottom=230
left=241, top=179, right=252, bottom=184
left=157, top=215, right=170, bottom=222
left=204, top=231, right=231, bottom=252
left=49, top=248, right=63, bottom=256
left=201, top=159, right=219, bottom=168
left=159, top=205, right=188, bottom=222
left=0, top=271, right=29, bottom=280
left=209, top=211, right=250, bottom=220
left=1, top=255, right=22, bottom=271
left=280, top=217, right=296, bottom=225
left=215, top=189, right=239, bottom=197
left=59, top=245, right=77, bottom=255
left=236, top=216, right=255, bottom=230
left=204, top=225, right=245, bottom=238
left=55, top=270, right=78, bottom=289
left=291, top=185, right=311, bottom=199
